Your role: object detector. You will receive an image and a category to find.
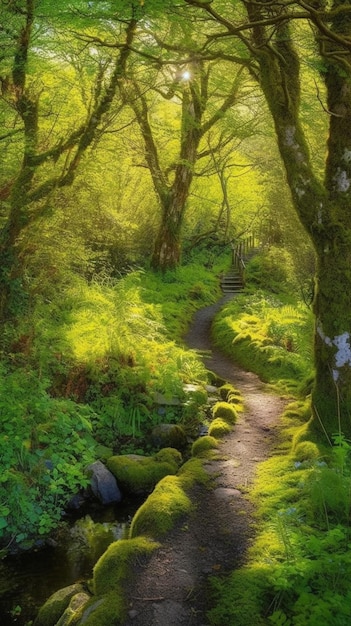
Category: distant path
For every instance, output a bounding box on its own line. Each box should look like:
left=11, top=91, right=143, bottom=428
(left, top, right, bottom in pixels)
left=123, top=297, right=287, bottom=625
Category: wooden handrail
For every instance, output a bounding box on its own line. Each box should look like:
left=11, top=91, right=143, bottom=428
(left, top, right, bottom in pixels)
left=230, top=234, right=256, bottom=285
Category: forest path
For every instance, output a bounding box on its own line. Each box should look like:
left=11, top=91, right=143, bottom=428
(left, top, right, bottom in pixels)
left=123, top=296, right=288, bottom=625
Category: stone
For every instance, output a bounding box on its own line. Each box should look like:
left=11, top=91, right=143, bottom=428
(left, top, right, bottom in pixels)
left=151, top=423, right=187, bottom=450
left=34, top=583, right=84, bottom=626
left=86, top=460, right=122, bottom=504
left=56, top=592, right=91, bottom=626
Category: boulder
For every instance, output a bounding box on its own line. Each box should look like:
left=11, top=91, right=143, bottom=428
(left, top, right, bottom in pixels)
left=86, top=460, right=122, bottom=504
left=151, top=423, right=187, bottom=450
left=107, top=448, right=182, bottom=494
left=34, top=583, right=84, bottom=626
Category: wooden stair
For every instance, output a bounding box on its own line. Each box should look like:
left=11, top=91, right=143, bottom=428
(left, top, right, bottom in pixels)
left=220, top=235, right=258, bottom=295
left=220, top=269, right=244, bottom=294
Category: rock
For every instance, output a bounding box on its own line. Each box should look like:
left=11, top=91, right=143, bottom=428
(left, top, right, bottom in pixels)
left=34, top=583, right=84, bottom=626
left=107, top=449, right=182, bottom=495
left=56, top=592, right=91, bottom=626
left=151, top=423, right=187, bottom=450
left=86, top=460, right=122, bottom=504
left=214, top=487, right=241, bottom=500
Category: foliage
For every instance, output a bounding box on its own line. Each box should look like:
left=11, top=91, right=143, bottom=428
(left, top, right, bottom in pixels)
left=213, top=291, right=314, bottom=391
left=0, top=365, right=96, bottom=545
left=0, top=260, right=217, bottom=546
left=208, top=402, right=351, bottom=625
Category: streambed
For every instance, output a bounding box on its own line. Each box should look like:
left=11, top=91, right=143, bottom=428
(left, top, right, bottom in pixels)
left=0, top=497, right=143, bottom=626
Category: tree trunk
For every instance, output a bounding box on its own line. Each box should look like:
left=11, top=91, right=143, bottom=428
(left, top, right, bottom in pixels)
left=248, top=14, right=351, bottom=435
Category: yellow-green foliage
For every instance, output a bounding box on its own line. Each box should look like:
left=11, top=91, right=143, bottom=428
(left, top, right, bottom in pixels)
left=208, top=401, right=351, bottom=625
left=129, top=475, right=192, bottom=539
left=93, top=537, right=158, bottom=596
left=208, top=418, right=232, bottom=438
left=213, top=292, right=313, bottom=387
left=191, top=435, right=218, bottom=457
left=212, top=401, right=238, bottom=424
left=106, top=449, right=181, bottom=494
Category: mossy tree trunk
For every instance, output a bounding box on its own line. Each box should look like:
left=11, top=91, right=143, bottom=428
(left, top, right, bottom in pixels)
left=245, top=6, right=351, bottom=435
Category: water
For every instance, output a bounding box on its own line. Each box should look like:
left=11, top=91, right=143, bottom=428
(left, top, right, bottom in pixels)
left=0, top=498, right=143, bottom=626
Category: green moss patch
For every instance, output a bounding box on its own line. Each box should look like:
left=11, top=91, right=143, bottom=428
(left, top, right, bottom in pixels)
left=106, top=448, right=182, bottom=494
left=34, top=583, right=85, bottom=626
left=212, top=401, right=238, bottom=424
left=129, top=475, right=192, bottom=539
left=93, top=537, right=158, bottom=596
left=191, top=435, right=218, bottom=457
left=75, top=592, right=125, bottom=626
left=208, top=417, right=232, bottom=438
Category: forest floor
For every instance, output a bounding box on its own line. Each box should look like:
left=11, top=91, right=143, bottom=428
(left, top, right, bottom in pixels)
left=123, top=296, right=288, bottom=626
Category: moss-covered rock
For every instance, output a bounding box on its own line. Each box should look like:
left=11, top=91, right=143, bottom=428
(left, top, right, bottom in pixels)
left=177, top=457, right=210, bottom=489
left=191, top=435, right=218, bottom=457
left=212, top=401, right=238, bottom=424
left=208, top=418, right=232, bottom=438
left=56, top=592, right=90, bottom=626
left=93, top=537, right=158, bottom=596
left=106, top=448, right=182, bottom=494
left=218, top=383, right=237, bottom=401
left=129, top=475, right=192, bottom=539
left=75, top=593, right=125, bottom=626
left=34, top=584, right=85, bottom=626
left=150, top=423, right=187, bottom=450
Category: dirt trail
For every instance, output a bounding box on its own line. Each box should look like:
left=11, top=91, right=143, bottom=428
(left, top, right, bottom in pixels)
left=123, top=297, right=287, bottom=625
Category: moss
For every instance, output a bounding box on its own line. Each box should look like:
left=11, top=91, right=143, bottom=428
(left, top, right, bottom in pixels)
left=106, top=450, right=180, bottom=494
left=55, top=592, right=90, bottom=626
left=292, top=441, right=320, bottom=462
left=208, top=417, right=232, bottom=438
left=154, top=447, right=183, bottom=466
left=177, top=457, right=210, bottom=488
left=212, top=401, right=238, bottom=424
left=93, top=537, right=158, bottom=596
left=75, top=592, right=125, bottom=626
left=151, top=423, right=187, bottom=450
left=34, top=584, right=85, bottom=626
left=191, top=435, right=218, bottom=457
left=129, top=475, right=192, bottom=539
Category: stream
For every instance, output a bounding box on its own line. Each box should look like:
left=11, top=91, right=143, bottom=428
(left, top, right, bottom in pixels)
left=0, top=496, right=144, bottom=626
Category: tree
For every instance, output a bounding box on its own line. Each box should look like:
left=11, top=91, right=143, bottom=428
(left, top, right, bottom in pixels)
left=180, top=0, right=351, bottom=436
left=0, top=1, right=137, bottom=318
left=121, top=49, right=255, bottom=269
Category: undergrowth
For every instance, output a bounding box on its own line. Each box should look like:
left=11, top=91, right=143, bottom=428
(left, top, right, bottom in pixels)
left=209, top=289, right=351, bottom=625
left=213, top=290, right=314, bottom=393
left=0, top=261, right=221, bottom=547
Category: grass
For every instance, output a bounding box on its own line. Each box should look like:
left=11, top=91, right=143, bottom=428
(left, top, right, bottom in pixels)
left=208, top=289, right=351, bottom=626
left=213, top=290, right=314, bottom=393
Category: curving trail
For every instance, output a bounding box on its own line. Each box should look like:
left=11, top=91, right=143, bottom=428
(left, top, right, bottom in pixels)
left=123, top=297, right=287, bottom=625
